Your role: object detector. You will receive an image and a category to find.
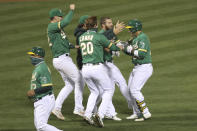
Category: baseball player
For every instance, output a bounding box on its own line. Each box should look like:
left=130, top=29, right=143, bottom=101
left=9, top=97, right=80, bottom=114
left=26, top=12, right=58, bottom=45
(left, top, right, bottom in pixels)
left=74, top=15, right=89, bottom=70
left=27, top=47, right=62, bottom=131
left=73, top=15, right=89, bottom=93
left=47, top=4, right=84, bottom=120
left=79, top=16, right=121, bottom=127
left=99, top=17, right=136, bottom=121
left=119, top=19, right=153, bottom=121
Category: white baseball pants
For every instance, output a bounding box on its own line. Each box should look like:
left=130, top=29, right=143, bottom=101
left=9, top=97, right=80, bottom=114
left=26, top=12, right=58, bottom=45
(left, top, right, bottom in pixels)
left=53, top=54, right=84, bottom=112
left=34, top=94, right=62, bottom=131
left=128, top=63, right=153, bottom=114
left=82, top=63, right=114, bottom=119
left=105, top=62, right=134, bottom=107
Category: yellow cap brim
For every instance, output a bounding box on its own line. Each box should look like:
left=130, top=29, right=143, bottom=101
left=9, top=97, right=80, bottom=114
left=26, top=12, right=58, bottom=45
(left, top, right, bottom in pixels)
left=125, top=26, right=133, bottom=29
left=27, top=52, right=35, bottom=55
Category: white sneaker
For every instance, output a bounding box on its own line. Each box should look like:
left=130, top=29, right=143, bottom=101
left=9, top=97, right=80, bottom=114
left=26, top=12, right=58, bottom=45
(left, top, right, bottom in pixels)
left=112, top=116, right=122, bottom=121
left=52, top=109, right=65, bottom=121
left=83, top=116, right=94, bottom=125
left=95, top=114, right=104, bottom=127
left=105, top=115, right=122, bottom=121
left=126, top=114, right=138, bottom=120
left=73, top=110, right=84, bottom=117
left=134, top=112, right=151, bottom=121
left=143, top=112, right=151, bottom=119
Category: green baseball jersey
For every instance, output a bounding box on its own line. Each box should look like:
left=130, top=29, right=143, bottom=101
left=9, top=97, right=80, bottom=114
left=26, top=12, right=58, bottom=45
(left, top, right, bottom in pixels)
left=47, top=10, right=74, bottom=58
left=30, top=61, right=53, bottom=100
left=125, top=32, right=152, bottom=65
left=99, top=29, right=118, bottom=61
left=79, top=29, right=120, bottom=64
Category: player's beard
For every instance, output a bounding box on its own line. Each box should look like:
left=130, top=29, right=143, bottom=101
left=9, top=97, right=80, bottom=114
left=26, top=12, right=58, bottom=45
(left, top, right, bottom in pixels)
left=105, top=25, right=113, bottom=30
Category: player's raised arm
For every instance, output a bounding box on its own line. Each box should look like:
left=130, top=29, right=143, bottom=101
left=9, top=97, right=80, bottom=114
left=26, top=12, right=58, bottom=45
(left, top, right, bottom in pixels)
left=59, top=4, right=75, bottom=28
left=48, top=4, right=75, bottom=32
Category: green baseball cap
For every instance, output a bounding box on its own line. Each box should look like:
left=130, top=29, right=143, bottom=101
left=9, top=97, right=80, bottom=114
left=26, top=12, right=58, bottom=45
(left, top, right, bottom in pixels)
left=49, top=8, right=63, bottom=18
left=27, top=47, right=45, bottom=57
left=79, top=15, right=89, bottom=24
left=125, top=19, right=142, bottom=33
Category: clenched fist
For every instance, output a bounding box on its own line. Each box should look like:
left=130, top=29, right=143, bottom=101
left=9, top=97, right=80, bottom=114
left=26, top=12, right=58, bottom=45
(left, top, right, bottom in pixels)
left=70, top=4, right=75, bottom=10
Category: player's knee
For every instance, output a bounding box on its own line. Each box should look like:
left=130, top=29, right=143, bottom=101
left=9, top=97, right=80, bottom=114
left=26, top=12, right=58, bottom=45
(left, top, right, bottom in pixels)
left=130, top=88, right=140, bottom=98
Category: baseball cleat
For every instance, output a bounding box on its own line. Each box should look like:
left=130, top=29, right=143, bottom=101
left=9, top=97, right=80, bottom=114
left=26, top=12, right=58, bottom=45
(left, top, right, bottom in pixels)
left=105, top=115, right=122, bottom=121
left=112, top=116, right=122, bottom=121
left=52, top=109, right=65, bottom=121
left=73, top=110, right=85, bottom=117
left=83, top=116, right=95, bottom=125
left=95, top=114, right=104, bottom=127
left=134, top=117, right=145, bottom=122
left=126, top=114, right=138, bottom=120
left=143, top=112, right=151, bottom=119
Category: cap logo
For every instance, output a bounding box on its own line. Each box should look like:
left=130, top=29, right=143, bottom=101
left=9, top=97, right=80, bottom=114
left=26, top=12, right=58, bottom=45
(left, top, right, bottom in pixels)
left=125, top=26, right=134, bottom=29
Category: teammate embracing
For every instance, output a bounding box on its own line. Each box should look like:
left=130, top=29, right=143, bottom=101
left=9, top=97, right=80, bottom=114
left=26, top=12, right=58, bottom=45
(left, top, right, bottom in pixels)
left=119, top=19, right=153, bottom=121
left=99, top=17, right=137, bottom=121
left=47, top=4, right=84, bottom=120
left=79, top=16, right=121, bottom=127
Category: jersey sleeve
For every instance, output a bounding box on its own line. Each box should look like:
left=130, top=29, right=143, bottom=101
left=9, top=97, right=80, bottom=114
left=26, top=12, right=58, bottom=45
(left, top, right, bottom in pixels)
left=48, top=10, right=74, bottom=33
left=134, top=38, right=149, bottom=58
left=99, top=34, right=120, bottom=51
left=59, top=10, right=74, bottom=28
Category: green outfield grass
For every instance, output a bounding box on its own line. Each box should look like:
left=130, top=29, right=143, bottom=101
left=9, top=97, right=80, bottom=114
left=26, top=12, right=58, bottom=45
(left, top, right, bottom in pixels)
left=0, top=0, right=197, bottom=130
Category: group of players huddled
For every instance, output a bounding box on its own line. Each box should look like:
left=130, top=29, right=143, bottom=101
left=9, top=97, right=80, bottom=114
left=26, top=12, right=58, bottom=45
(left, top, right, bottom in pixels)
left=27, top=4, right=153, bottom=131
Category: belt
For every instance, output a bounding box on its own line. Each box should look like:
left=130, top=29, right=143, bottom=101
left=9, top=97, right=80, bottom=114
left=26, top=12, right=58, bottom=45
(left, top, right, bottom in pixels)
left=55, top=53, right=70, bottom=58
left=83, top=62, right=103, bottom=66
left=105, top=60, right=112, bottom=63
left=34, top=92, right=53, bottom=102
left=134, top=63, right=142, bottom=66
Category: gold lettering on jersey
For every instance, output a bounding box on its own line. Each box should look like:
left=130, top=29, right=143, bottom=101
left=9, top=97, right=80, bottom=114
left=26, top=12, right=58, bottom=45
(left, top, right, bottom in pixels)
left=60, top=30, right=67, bottom=39
left=80, top=35, right=94, bottom=42
left=133, top=41, right=138, bottom=49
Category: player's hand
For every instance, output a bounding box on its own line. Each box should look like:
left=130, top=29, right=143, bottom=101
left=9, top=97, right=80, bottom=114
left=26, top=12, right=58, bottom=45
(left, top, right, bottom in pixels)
left=104, top=48, right=110, bottom=52
left=116, top=44, right=124, bottom=50
left=113, top=20, right=125, bottom=35
left=126, top=45, right=134, bottom=53
left=27, top=90, right=35, bottom=97
left=70, top=4, right=75, bottom=10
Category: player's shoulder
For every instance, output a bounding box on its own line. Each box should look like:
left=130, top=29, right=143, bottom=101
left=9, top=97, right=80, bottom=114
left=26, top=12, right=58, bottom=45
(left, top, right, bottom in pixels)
left=47, top=23, right=53, bottom=28
left=138, top=32, right=149, bottom=42
left=140, top=32, right=149, bottom=39
left=98, top=29, right=105, bottom=34
left=96, top=32, right=106, bottom=38
left=47, top=23, right=53, bottom=32
left=35, top=62, right=47, bottom=72
left=47, top=22, right=58, bottom=32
